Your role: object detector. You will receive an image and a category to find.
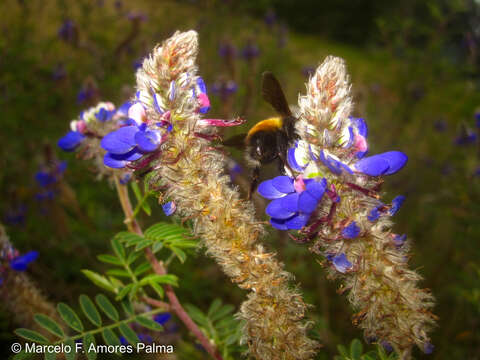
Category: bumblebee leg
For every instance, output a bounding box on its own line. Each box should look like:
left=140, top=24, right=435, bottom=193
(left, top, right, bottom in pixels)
left=248, top=166, right=260, bottom=200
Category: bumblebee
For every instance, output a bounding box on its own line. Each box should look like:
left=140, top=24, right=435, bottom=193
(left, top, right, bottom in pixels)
left=225, top=72, right=298, bottom=199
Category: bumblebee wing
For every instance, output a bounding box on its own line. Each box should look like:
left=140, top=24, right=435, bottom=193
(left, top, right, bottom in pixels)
left=223, top=133, right=246, bottom=149
left=262, top=71, right=292, bottom=117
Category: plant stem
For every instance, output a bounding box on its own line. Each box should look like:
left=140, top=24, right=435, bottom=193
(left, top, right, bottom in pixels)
left=113, top=176, right=223, bottom=360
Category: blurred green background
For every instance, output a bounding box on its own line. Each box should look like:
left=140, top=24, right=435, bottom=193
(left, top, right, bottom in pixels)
left=1, top=0, right=480, bottom=358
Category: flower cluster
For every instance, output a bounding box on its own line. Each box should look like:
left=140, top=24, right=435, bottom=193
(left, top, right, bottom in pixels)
left=0, top=225, right=61, bottom=338
left=132, top=30, right=318, bottom=359
left=35, top=160, right=67, bottom=201
left=257, top=56, right=435, bottom=358
left=58, top=101, right=132, bottom=180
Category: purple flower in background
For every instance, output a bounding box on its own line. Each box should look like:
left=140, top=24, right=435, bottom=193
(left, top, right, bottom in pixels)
left=302, top=66, right=315, bottom=78
left=424, top=342, right=434, bottom=354
left=381, top=341, right=393, bottom=353
left=114, top=0, right=122, bottom=10
left=433, top=118, right=447, bottom=132
left=342, top=221, right=360, bottom=239
left=331, top=253, right=352, bottom=273
left=162, top=202, right=176, bottom=216
left=241, top=40, right=260, bottom=60
left=194, top=77, right=210, bottom=114
left=278, top=23, right=288, bottom=48
left=58, top=19, right=76, bottom=43
left=475, top=112, right=480, bottom=128
left=77, top=87, right=95, bottom=105
left=52, top=63, right=66, bottom=81
left=211, top=80, right=237, bottom=101
left=127, top=11, right=147, bottom=22
left=4, top=204, right=27, bottom=226
left=154, top=312, right=171, bottom=325
left=9, top=251, right=39, bottom=271
left=218, top=42, right=236, bottom=59
left=264, top=9, right=276, bottom=26
left=454, top=126, right=477, bottom=145
left=258, top=175, right=327, bottom=230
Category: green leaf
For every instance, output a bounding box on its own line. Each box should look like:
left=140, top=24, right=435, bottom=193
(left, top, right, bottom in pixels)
left=64, top=339, right=76, bottom=360
left=207, top=299, right=223, bottom=318
left=337, top=344, right=349, bottom=357
left=57, top=303, right=84, bottom=333
left=136, top=315, right=163, bottom=331
left=128, top=283, right=141, bottom=301
left=139, top=274, right=178, bottom=287
left=102, top=328, right=120, bottom=346
left=210, top=304, right=235, bottom=322
left=350, top=339, right=363, bottom=360
left=144, top=223, right=171, bottom=239
left=126, top=251, right=142, bottom=265
left=95, top=294, right=119, bottom=321
left=14, top=328, right=49, bottom=344
left=83, top=333, right=97, bottom=360
left=134, top=238, right=153, bottom=251
left=81, top=270, right=115, bottom=293
left=119, top=323, right=139, bottom=345
left=12, top=350, right=32, bottom=360
left=111, top=237, right=126, bottom=262
left=141, top=199, right=152, bottom=216
left=79, top=295, right=102, bottom=327
left=97, top=254, right=122, bottom=266
left=169, top=246, right=187, bottom=263
left=149, top=281, right=165, bottom=298
left=134, top=262, right=151, bottom=276
left=115, top=232, right=144, bottom=246
left=151, top=241, right=164, bottom=254
left=131, top=181, right=142, bottom=203
left=106, top=268, right=131, bottom=278
left=44, top=352, right=56, bottom=360
left=185, top=304, right=209, bottom=327
left=116, top=284, right=134, bottom=301
left=33, top=314, right=64, bottom=338
left=121, top=298, right=134, bottom=316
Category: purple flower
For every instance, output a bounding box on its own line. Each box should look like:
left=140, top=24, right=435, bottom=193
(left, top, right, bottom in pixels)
left=4, top=205, right=27, bottom=226
left=58, top=131, right=85, bottom=152
left=258, top=175, right=327, bottom=230
left=319, top=150, right=352, bottom=175
left=211, top=80, right=238, bottom=101
left=392, top=234, right=407, bottom=247
left=194, top=77, right=210, bottom=114
left=119, top=336, right=129, bottom=345
left=101, top=122, right=164, bottom=168
left=381, top=341, right=393, bottom=353
left=342, top=221, right=360, bottom=239
left=162, top=202, right=176, bottom=216
left=58, top=19, right=76, bottom=42
left=218, top=42, right=236, bottom=58
left=154, top=312, right=171, bottom=325
left=423, top=342, right=434, bottom=354
left=302, top=66, right=315, bottom=78
left=264, top=9, right=276, bottom=26
left=454, top=126, right=477, bottom=145
left=433, top=119, right=447, bottom=132
left=367, top=205, right=383, bottom=222
left=52, top=63, right=66, bottom=81
left=95, top=107, right=115, bottom=122
left=331, top=253, right=352, bottom=273
left=9, top=251, right=39, bottom=271
left=389, top=195, right=405, bottom=216
left=353, top=151, right=408, bottom=176
left=241, top=41, right=260, bottom=60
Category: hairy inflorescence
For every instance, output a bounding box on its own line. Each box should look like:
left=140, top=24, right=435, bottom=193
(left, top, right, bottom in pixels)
left=114, top=30, right=319, bottom=359
left=257, top=56, right=436, bottom=358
